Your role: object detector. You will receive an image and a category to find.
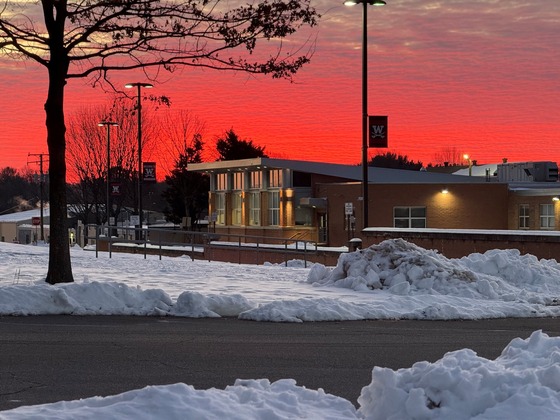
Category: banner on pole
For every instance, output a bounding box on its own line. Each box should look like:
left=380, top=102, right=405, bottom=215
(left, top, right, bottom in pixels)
left=369, top=116, right=388, bottom=148
left=110, top=182, right=122, bottom=196
left=143, top=162, right=156, bottom=182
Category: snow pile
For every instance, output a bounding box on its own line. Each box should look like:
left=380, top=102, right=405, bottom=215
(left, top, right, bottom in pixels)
left=358, top=330, right=560, bottom=419
left=1, top=379, right=359, bottom=420
left=2, top=239, right=560, bottom=321
left=307, top=239, right=560, bottom=305
left=173, top=291, right=254, bottom=317
left=0, top=281, right=173, bottom=316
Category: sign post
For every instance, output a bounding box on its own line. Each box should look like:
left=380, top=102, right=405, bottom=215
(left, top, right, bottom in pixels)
left=345, top=203, right=354, bottom=241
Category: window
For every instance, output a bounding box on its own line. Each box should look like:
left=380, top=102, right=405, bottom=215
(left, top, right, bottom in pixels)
left=519, top=204, right=530, bottom=229
left=293, top=171, right=311, bottom=187
left=394, top=206, right=426, bottom=228
left=249, top=192, right=261, bottom=226
left=540, top=204, right=555, bottom=230
left=233, top=172, right=244, bottom=190
left=232, top=192, right=243, bottom=225
left=250, top=171, right=262, bottom=189
left=268, top=191, right=280, bottom=226
left=215, top=193, right=225, bottom=225
left=216, top=173, right=227, bottom=191
left=269, top=169, right=282, bottom=188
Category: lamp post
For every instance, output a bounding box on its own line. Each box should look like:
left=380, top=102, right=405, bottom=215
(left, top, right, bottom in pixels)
left=463, top=154, right=473, bottom=176
left=125, top=82, right=153, bottom=238
left=344, top=0, right=386, bottom=230
left=98, top=121, right=119, bottom=233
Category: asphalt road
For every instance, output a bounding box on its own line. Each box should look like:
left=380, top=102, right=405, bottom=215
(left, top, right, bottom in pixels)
left=0, top=316, right=558, bottom=411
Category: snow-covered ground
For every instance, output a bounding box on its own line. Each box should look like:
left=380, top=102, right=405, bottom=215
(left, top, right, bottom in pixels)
left=1, top=239, right=559, bottom=419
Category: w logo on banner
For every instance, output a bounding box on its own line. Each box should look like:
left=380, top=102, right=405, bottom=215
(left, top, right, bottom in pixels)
left=143, top=162, right=156, bottom=182
left=369, top=116, right=388, bottom=148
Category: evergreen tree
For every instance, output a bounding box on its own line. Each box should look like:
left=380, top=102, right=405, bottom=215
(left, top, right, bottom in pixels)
left=369, top=152, right=423, bottom=171
left=163, top=135, right=209, bottom=228
left=0, top=167, right=41, bottom=214
left=216, top=129, right=268, bottom=161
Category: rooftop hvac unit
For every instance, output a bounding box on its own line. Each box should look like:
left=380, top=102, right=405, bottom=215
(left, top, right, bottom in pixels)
left=497, top=161, right=559, bottom=182
left=532, top=161, right=559, bottom=182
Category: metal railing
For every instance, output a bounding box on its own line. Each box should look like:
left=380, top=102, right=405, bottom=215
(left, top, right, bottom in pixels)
left=85, top=224, right=320, bottom=267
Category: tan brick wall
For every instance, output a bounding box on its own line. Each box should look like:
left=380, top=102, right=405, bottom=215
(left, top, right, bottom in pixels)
left=319, top=182, right=509, bottom=246
left=508, top=195, right=560, bottom=230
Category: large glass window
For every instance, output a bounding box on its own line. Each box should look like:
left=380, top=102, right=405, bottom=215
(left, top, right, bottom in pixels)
left=233, top=172, right=244, bottom=190
left=268, top=191, right=280, bottom=226
left=250, top=171, right=262, bottom=189
left=519, top=204, right=530, bottom=229
left=540, top=204, right=555, bottom=230
left=216, top=173, right=227, bottom=191
left=249, top=192, right=261, bottom=226
left=269, top=169, right=282, bottom=188
left=394, top=206, right=426, bottom=228
left=215, top=193, right=225, bottom=225
left=232, top=192, right=243, bottom=225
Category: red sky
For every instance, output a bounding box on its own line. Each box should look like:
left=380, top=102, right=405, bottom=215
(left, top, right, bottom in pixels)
left=1, top=0, right=559, bottom=177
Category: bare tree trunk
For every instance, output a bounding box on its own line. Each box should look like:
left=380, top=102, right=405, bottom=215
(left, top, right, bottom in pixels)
left=45, top=57, right=74, bottom=284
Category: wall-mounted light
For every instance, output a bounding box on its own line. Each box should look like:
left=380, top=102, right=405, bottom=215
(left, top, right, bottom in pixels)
left=552, top=196, right=559, bottom=202
left=441, top=187, right=449, bottom=194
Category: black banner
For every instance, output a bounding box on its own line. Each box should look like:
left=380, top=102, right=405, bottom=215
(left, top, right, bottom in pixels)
left=143, top=162, right=156, bottom=182
left=369, top=116, right=388, bottom=148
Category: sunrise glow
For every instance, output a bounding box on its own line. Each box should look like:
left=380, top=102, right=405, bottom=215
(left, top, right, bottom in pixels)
left=0, top=0, right=558, bottom=177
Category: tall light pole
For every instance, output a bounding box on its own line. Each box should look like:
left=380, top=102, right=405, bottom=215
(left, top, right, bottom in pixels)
left=125, top=82, right=153, bottom=238
left=463, top=154, right=473, bottom=176
left=98, top=121, right=119, bottom=232
left=344, top=0, right=386, bottom=229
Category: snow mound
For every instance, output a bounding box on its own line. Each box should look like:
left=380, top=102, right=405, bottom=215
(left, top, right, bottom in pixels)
left=2, top=379, right=358, bottom=420
left=307, top=239, right=560, bottom=305
left=0, top=281, right=173, bottom=316
left=358, top=330, right=560, bottom=419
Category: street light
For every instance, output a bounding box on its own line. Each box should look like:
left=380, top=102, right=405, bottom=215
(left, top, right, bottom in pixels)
left=98, top=121, right=119, bottom=233
left=463, top=154, right=473, bottom=176
left=345, top=0, right=386, bottom=230
left=125, top=82, right=153, bottom=238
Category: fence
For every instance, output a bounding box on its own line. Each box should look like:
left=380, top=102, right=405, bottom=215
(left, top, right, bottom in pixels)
left=85, top=224, right=334, bottom=267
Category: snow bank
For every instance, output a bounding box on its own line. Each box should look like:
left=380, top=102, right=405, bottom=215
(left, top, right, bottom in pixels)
left=358, top=330, right=560, bottom=419
left=307, top=239, right=560, bottom=305
left=2, top=239, right=560, bottom=321
left=1, top=379, right=358, bottom=420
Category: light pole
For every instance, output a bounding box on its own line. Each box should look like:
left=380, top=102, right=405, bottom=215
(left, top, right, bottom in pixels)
left=98, top=121, right=119, bottom=233
left=345, top=0, right=386, bottom=229
left=125, top=82, right=153, bottom=238
left=463, top=154, right=473, bottom=176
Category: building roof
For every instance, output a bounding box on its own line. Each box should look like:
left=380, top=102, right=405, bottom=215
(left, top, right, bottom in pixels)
left=0, top=207, right=50, bottom=223
left=189, top=158, right=492, bottom=184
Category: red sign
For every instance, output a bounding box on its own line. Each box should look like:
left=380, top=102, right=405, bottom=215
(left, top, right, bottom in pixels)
left=32, top=217, right=41, bottom=226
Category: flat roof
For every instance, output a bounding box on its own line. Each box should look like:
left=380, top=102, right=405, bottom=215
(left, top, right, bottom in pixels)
left=188, top=158, right=492, bottom=184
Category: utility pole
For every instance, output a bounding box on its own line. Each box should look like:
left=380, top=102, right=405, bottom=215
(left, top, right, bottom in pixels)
left=28, top=153, right=49, bottom=242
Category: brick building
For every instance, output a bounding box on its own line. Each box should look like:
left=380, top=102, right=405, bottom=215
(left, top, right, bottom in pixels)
left=188, top=158, right=560, bottom=248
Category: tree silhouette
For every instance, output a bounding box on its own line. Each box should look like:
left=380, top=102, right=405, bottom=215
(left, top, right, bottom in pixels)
left=369, top=152, right=423, bottom=171
left=163, top=134, right=209, bottom=227
left=216, top=129, right=268, bottom=161
left=0, top=1, right=319, bottom=283
left=66, top=100, right=157, bottom=226
left=0, top=167, right=40, bottom=215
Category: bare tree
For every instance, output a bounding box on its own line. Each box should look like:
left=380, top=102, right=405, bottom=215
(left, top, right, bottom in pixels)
left=433, top=147, right=466, bottom=166
left=155, top=109, right=206, bottom=177
left=66, top=100, right=158, bottom=226
left=0, top=0, right=319, bottom=283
